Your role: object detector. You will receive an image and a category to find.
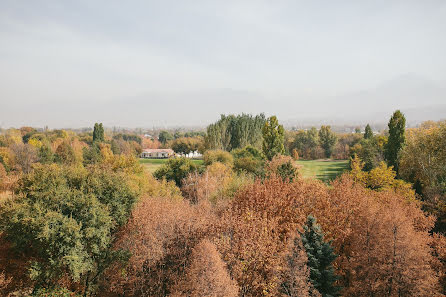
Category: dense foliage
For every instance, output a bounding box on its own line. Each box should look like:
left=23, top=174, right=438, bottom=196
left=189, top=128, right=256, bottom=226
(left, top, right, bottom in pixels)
left=0, top=163, right=141, bottom=294
left=205, top=114, right=266, bottom=151
left=1, top=115, right=446, bottom=296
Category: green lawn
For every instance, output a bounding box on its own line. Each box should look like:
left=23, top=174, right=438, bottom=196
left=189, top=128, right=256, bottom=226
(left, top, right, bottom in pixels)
left=139, top=158, right=203, bottom=173
left=296, top=159, right=349, bottom=182
left=140, top=158, right=348, bottom=182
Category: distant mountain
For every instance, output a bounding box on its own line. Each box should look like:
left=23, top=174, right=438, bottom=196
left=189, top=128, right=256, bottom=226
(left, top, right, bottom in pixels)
left=283, top=74, right=446, bottom=127
left=1, top=74, right=444, bottom=128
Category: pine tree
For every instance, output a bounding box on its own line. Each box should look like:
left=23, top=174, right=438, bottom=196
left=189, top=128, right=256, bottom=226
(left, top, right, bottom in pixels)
left=262, top=115, right=285, bottom=160
left=364, top=124, right=373, bottom=139
left=300, top=215, right=340, bottom=297
left=385, top=110, right=406, bottom=174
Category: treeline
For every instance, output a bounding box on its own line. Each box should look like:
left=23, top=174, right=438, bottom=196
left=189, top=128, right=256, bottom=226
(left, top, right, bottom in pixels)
left=205, top=113, right=266, bottom=151
left=1, top=114, right=446, bottom=297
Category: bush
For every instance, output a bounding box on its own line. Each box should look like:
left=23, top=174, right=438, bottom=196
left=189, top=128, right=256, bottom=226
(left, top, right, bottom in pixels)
left=232, top=146, right=264, bottom=176
left=203, top=150, right=233, bottom=167
left=154, top=157, right=198, bottom=187
left=265, top=155, right=298, bottom=182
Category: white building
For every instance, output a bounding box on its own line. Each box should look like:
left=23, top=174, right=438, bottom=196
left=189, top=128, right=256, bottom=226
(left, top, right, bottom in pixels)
left=141, top=148, right=174, bottom=159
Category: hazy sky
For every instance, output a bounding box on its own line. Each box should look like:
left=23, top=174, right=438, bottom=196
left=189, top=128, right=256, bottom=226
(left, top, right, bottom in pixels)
left=1, top=0, right=445, bottom=128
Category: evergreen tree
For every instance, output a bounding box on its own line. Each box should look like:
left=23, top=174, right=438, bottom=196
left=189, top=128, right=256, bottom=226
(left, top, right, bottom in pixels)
left=318, top=126, right=337, bottom=158
left=93, top=123, right=104, bottom=142
left=301, top=215, right=340, bottom=297
left=364, top=124, right=373, bottom=139
left=262, top=115, right=285, bottom=160
left=384, top=110, right=406, bottom=174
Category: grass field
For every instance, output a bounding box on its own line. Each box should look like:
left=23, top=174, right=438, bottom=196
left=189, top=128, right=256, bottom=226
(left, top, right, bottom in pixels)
left=296, top=159, right=349, bottom=182
left=139, top=158, right=204, bottom=173
left=139, top=158, right=349, bottom=182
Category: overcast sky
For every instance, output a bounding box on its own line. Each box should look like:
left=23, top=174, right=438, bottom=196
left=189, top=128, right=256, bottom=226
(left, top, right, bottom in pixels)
left=1, top=0, right=445, bottom=128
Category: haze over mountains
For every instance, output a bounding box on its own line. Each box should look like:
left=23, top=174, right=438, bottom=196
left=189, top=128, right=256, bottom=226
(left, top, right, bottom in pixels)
left=1, top=73, right=444, bottom=129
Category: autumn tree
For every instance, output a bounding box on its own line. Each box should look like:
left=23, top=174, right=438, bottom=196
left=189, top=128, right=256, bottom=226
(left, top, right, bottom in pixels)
left=399, top=121, right=446, bottom=231
left=364, top=124, right=373, bottom=139
left=10, top=143, right=38, bottom=173
left=265, top=155, right=298, bottom=182
left=300, top=215, right=339, bottom=297
left=318, top=126, right=337, bottom=159
left=385, top=110, right=406, bottom=174
left=281, top=235, right=319, bottom=297
left=203, top=149, right=234, bottom=167
left=292, top=128, right=322, bottom=160
left=54, top=141, right=78, bottom=165
left=349, top=136, right=386, bottom=171
left=102, top=196, right=214, bottom=297
left=170, top=239, right=239, bottom=297
left=262, top=115, right=285, bottom=160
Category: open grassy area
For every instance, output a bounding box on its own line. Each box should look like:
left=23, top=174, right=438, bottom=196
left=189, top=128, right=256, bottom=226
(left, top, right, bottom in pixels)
left=139, top=158, right=204, bottom=173
left=296, top=159, right=349, bottom=182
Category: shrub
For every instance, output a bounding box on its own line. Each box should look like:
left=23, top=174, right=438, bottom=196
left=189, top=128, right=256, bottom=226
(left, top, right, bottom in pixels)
left=153, top=157, right=198, bottom=187
left=265, top=155, right=298, bottom=182
left=203, top=150, right=234, bottom=167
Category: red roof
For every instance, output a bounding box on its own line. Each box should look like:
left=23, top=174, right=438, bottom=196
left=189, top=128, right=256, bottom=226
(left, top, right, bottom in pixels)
left=142, top=148, right=174, bottom=153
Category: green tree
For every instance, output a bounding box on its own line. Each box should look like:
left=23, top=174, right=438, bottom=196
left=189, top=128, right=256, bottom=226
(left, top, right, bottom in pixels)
left=171, top=137, right=203, bottom=155
left=300, top=215, right=340, bottom=297
left=38, top=143, right=54, bottom=164
left=153, top=157, right=198, bottom=187
left=262, top=116, right=285, bottom=160
left=385, top=110, right=406, bottom=174
left=292, top=128, right=320, bottom=159
left=318, top=126, right=337, bottom=158
left=92, top=123, right=104, bottom=143
left=364, top=124, right=373, bottom=139
left=205, top=114, right=266, bottom=151
left=0, top=164, right=139, bottom=295
left=82, top=143, right=103, bottom=165
left=158, top=130, right=173, bottom=145
left=232, top=145, right=264, bottom=176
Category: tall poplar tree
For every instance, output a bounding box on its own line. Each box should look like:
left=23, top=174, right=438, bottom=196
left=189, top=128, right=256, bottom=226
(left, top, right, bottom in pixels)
left=364, top=124, right=373, bottom=139
left=262, top=115, right=285, bottom=160
left=93, top=123, right=104, bottom=142
left=301, top=215, right=340, bottom=297
left=385, top=110, right=406, bottom=174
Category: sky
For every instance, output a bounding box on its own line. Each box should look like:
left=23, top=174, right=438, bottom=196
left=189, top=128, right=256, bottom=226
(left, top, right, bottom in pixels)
left=0, top=0, right=445, bottom=128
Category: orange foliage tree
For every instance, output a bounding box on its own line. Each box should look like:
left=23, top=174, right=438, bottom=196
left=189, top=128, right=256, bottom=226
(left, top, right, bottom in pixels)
left=169, top=239, right=239, bottom=297
left=102, top=196, right=215, bottom=297
left=219, top=176, right=441, bottom=296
